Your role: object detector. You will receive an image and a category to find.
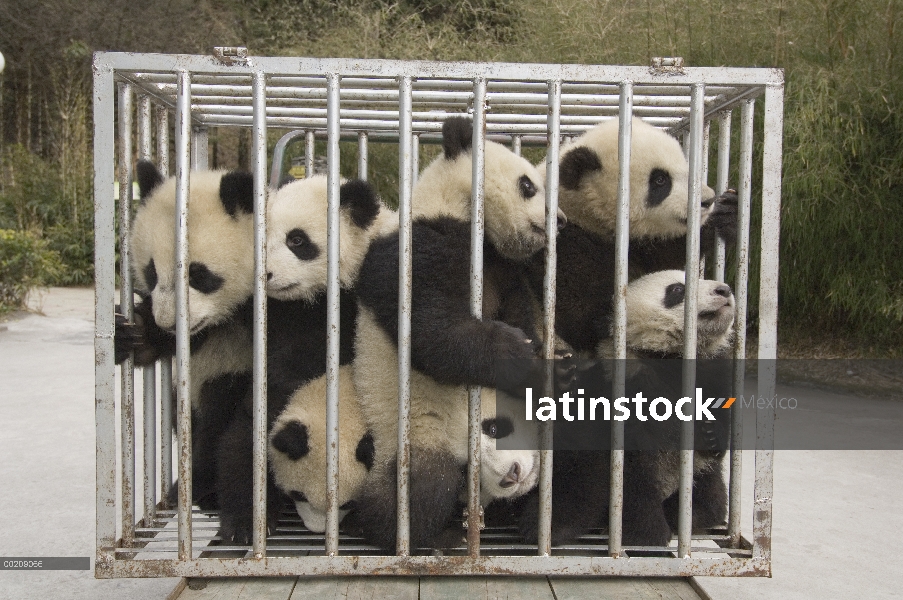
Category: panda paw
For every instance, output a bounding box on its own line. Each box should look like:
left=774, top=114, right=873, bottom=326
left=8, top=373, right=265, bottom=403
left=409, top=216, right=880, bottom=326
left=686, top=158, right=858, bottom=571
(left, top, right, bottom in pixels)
left=492, top=322, right=541, bottom=391
left=218, top=511, right=278, bottom=546
left=115, top=299, right=166, bottom=366
left=114, top=307, right=142, bottom=364
left=706, top=188, right=738, bottom=246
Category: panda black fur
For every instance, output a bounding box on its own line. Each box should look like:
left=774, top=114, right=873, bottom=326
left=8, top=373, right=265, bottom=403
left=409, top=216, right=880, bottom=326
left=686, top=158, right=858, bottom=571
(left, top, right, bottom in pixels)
left=532, top=117, right=738, bottom=355
left=115, top=160, right=256, bottom=509
left=515, top=270, right=734, bottom=547
left=268, top=365, right=376, bottom=532
left=214, top=175, right=393, bottom=543
left=351, top=117, right=560, bottom=552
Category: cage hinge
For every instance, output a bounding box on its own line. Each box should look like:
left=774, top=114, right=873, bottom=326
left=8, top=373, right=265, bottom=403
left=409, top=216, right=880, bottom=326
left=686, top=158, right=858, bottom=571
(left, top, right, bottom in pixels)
left=650, top=56, right=685, bottom=75
left=462, top=507, right=486, bottom=530
left=213, top=47, right=249, bottom=66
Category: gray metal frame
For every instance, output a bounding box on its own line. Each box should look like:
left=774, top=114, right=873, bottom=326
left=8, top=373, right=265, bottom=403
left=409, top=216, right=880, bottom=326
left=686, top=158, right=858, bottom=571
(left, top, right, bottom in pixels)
left=93, top=51, right=782, bottom=578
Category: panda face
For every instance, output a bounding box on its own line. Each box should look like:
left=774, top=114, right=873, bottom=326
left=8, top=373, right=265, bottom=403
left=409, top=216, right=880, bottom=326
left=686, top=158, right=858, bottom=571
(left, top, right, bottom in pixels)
left=130, top=162, right=255, bottom=333
left=479, top=391, right=540, bottom=503
left=623, top=270, right=735, bottom=357
left=557, top=117, right=716, bottom=240
left=266, top=177, right=381, bottom=302
left=414, top=117, right=564, bottom=262
left=267, top=367, right=374, bottom=532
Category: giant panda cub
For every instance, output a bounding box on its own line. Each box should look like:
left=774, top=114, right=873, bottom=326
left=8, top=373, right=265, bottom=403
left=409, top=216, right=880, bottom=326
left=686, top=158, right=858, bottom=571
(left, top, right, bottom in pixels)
left=267, top=365, right=375, bottom=533
left=516, top=269, right=735, bottom=547
left=532, top=117, right=738, bottom=355
left=214, top=175, right=392, bottom=543
left=352, top=117, right=563, bottom=552
left=115, top=160, right=256, bottom=509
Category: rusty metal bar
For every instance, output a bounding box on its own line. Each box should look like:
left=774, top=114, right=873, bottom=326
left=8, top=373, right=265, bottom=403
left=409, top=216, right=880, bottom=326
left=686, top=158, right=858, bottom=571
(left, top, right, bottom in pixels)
left=325, top=72, right=342, bottom=556
left=137, top=94, right=157, bottom=526
left=608, top=81, right=633, bottom=558
left=753, top=83, right=783, bottom=570
left=411, top=133, right=419, bottom=183
left=714, top=111, right=731, bottom=281
left=395, top=75, right=414, bottom=556
left=305, top=130, right=315, bottom=178
left=154, top=105, right=173, bottom=508
left=538, top=79, right=562, bottom=557
left=251, top=71, right=270, bottom=557
left=466, top=77, right=487, bottom=558
left=678, top=82, right=705, bottom=558
left=174, top=70, right=193, bottom=561
left=117, top=82, right=136, bottom=547
left=269, top=129, right=305, bottom=188
left=93, top=57, right=117, bottom=574
left=729, top=100, right=754, bottom=546
left=358, top=131, right=368, bottom=181
left=511, top=134, right=521, bottom=156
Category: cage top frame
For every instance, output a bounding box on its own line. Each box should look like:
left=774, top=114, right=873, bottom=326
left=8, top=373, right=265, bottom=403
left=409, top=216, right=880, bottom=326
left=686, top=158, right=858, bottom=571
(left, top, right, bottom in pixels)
left=97, top=51, right=782, bottom=142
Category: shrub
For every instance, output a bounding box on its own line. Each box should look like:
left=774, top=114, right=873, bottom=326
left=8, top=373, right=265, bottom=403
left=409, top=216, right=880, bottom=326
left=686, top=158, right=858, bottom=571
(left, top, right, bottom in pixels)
left=0, top=229, right=63, bottom=312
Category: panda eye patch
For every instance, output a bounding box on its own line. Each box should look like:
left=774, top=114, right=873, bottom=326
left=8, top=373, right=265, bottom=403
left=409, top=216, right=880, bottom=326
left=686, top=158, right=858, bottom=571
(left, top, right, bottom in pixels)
left=664, top=283, right=686, bottom=309
left=646, top=168, right=673, bottom=207
left=288, top=490, right=308, bottom=503
left=143, top=259, right=158, bottom=291
left=188, top=262, right=224, bottom=294
left=285, top=228, right=320, bottom=261
left=518, top=175, right=538, bottom=199
left=482, top=417, right=514, bottom=439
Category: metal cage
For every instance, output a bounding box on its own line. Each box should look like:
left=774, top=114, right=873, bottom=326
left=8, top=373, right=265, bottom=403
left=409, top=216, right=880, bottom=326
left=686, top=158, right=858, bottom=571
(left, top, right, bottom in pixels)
left=93, top=50, right=782, bottom=578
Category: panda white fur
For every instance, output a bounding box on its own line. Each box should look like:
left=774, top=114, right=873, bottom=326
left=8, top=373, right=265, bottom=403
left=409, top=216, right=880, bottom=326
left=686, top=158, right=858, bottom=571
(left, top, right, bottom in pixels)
left=351, top=117, right=561, bottom=551
left=516, top=270, right=735, bottom=547
left=267, top=365, right=375, bottom=532
left=214, top=175, right=393, bottom=543
left=116, top=160, right=256, bottom=509
left=530, top=117, right=738, bottom=355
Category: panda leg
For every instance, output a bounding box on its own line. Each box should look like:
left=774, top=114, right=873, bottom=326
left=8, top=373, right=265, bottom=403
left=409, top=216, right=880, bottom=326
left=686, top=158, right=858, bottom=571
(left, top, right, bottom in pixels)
left=355, top=448, right=464, bottom=553
left=662, top=463, right=728, bottom=534
left=621, top=453, right=672, bottom=547
left=215, top=410, right=280, bottom=544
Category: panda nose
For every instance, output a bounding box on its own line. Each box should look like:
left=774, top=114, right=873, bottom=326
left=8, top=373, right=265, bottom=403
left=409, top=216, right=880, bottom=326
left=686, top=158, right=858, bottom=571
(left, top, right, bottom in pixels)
left=713, top=284, right=732, bottom=298
left=500, top=462, right=521, bottom=488
left=266, top=272, right=273, bottom=281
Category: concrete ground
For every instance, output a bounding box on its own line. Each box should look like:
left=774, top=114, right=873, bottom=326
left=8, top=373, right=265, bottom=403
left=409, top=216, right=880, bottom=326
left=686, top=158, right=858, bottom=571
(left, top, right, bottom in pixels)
left=1, top=287, right=901, bottom=599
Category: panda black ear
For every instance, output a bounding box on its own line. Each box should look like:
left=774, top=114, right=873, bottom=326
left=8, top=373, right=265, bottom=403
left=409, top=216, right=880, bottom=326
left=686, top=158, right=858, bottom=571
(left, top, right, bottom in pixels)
left=219, top=170, right=255, bottom=217
left=442, top=117, right=473, bottom=160
left=355, top=431, right=375, bottom=471
left=339, top=179, right=381, bottom=229
left=271, top=420, right=310, bottom=461
left=559, top=146, right=602, bottom=191
left=136, top=160, right=165, bottom=204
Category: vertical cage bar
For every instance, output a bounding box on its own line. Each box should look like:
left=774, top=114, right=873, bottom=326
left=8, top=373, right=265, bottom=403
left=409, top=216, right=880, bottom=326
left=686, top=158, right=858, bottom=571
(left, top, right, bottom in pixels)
left=324, top=72, right=342, bottom=556
left=729, top=100, right=754, bottom=546
left=753, top=84, right=783, bottom=571
left=191, top=126, right=208, bottom=169
left=155, top=106, right=173, bottom=507
left=678, top=82, right=705, bottom=558
left=702, top=121, right=711, bottom=186
left=511, top=134, right=522, bottom=157
left=251, top=71, right=270, bottom=557
left=466, top=77, right=487, bottom=558
left=174, top=70, right=193, bottom=561
left=305, top=130, right=315, bottom=178
left=608, top=81, right=633, bottom=558
left=358, top=131, right=368, bottom=181
left=538, top=79, right=562, bottom=557
left=155, top=106, right=170, bottom=176
left=396, top=75, right=414, bottom=557
left=714, top=111, right=732, bottom=281
left=117, top=82, right=136, bottom=547
left=412, top=133, right=420, bottom=183
left=137, top=95, right=157, bottom=525
left=93, top=59, right=116, bottom=570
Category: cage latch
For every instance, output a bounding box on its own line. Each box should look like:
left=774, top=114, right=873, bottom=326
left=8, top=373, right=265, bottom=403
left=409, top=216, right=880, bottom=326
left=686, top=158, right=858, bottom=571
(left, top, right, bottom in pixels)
left=213, top=47, right=249, bottom=66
